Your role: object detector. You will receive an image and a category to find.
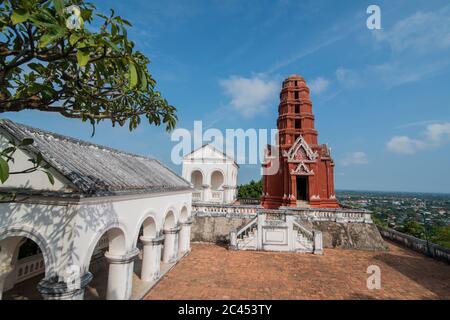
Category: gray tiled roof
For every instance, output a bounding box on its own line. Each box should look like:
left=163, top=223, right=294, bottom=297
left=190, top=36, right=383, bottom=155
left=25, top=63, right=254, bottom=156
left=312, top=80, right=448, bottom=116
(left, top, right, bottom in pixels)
left=0, top=119, right=191, bottom=196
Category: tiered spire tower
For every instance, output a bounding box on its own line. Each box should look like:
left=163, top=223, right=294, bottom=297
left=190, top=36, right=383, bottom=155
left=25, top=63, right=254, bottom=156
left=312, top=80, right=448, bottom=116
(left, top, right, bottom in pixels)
left=262, top=74, right=339, bottom=209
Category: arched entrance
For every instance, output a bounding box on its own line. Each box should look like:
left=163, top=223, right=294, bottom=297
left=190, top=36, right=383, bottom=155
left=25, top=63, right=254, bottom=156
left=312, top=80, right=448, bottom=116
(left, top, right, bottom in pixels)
left=135, top=216, right=162, bottom=282
left=178, top=206, right=191, bottom=256
left=0, top=237, right=47, bottom=300
left=191, top=170, right=203, bottom=188
left=191, top=170, right=204, bottom=202
left=161, top=210, right=178, bottom=265
left=211, top=170, right=224, bottom=202
left=85, top=227, right=129, bottom=300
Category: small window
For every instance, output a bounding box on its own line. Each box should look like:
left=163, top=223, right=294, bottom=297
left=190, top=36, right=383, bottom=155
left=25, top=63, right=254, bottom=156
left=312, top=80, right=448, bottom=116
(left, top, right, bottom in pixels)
left=295, top=105, right=300, bottom=113
left=294, top=91, right=299, bottom=99
left=295, top=119, right=301, bottom=129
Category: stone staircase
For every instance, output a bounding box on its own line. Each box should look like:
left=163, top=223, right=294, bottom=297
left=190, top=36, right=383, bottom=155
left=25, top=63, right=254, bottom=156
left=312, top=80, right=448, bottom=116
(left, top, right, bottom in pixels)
left=235, top=217, right=258, bottom=250
left=292, top=220, right=315, bottom=253
left=230, top=212, right=322, bottom=254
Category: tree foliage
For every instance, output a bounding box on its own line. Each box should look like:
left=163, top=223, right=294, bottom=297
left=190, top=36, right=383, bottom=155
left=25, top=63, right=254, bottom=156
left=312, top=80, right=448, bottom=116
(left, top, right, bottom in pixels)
left=237, top=179, right=262, bottom=199
left=400, top=220, right=425, bottom=238
left=0, top=0, right=176, bottom=132
left=431, top=225, right=450, bottom=249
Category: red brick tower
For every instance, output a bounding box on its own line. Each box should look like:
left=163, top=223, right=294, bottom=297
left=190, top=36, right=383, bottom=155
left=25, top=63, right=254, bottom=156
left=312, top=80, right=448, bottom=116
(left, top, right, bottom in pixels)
left=261, top=74, right=339, bottom=209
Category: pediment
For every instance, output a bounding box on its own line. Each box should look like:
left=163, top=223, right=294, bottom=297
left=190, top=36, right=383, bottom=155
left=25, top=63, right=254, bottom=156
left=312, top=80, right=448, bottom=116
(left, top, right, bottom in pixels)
left=283, top=135, right=318, bottom=163
left=291, top=161, right=314, bottom=176
left=185, top=144, right=235, bottom=162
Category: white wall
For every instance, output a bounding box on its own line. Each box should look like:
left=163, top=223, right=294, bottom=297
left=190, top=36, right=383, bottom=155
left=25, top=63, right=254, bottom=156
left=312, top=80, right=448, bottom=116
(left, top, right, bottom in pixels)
left=0, top=136, right=70, bottom=191
left=0, top=190, right=192, bottom=287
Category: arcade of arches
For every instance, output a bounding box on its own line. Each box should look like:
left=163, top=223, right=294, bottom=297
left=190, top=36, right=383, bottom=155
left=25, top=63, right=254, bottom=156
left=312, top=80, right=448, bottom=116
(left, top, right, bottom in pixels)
left=0, top=204, right=192, bottom=300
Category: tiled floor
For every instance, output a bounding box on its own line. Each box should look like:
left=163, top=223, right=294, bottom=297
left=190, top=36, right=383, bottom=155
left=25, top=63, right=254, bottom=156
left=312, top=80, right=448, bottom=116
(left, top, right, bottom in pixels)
left=145, top=241, right=450, bottom=300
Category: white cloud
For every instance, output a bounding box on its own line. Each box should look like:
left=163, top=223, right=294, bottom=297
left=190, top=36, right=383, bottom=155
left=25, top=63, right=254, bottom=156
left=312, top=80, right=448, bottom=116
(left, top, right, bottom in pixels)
left=374, top=6, right=450, bottom=54
left=370, top=60, right=449, bottom=87
left=335, top=67, right=361, bottom=88
left=219, top=75, right=278, bottom=118
left=341, top=152, right=368, bottom=166
left=425, top=122, right=450, bottom=145
left=386, top=136, right=426, bottom=155
left=387, top=122, right=450, bottom=155
left=308, top=77, right=330, bottom=95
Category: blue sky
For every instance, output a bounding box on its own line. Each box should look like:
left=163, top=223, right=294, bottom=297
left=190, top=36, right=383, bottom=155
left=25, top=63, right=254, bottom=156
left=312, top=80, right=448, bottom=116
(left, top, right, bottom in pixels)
left=6, top=0, right=450, bottom=193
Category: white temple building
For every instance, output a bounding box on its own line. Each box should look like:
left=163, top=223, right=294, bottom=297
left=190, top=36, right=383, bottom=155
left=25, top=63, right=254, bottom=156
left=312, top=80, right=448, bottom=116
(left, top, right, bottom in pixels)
left=182, top=144, right=238, bottom=204
left=0, top=119, right=193, bottom=300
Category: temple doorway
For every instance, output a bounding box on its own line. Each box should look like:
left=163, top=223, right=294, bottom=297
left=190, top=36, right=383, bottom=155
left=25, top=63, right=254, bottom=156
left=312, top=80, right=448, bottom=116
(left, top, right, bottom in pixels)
left=296, top=176, right=309, bottom=201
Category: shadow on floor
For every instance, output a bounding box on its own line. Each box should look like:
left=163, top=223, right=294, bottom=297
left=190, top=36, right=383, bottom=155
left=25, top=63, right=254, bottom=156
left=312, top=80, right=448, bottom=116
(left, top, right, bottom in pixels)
left=373, top=242, right=450, bottom=299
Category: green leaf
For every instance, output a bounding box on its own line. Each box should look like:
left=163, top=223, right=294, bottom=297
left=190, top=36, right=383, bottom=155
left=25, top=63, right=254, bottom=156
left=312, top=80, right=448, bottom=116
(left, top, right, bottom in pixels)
left=2, top=147, right=16, bottom=155
left=69, top=33, right=81, bottom=46
left=77, top=49, right=90, bottom=66
left=53, top=0, right=64, bottom=15
left=45, top=171, right=55, bottom=185
left=11, top=9, right=29, bottom=25
left=129, top=61, right=138, bottom=88
left=28, top=63, right=46, bottom=74
left=38, top=29, right=65, bottom=48
left=0, top=157, right=10, bottom=184
left=140, top=67, right=148, bottom=91
left=36, top=153, right=43, bottom=166
left=20, top=138, right=34, bottom=146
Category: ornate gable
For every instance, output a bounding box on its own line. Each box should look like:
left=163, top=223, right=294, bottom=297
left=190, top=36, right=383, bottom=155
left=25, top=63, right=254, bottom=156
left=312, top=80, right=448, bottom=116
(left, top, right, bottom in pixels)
left=290, top=161, right=314, bottom=176
left=283, top=135, right=318, bottom=163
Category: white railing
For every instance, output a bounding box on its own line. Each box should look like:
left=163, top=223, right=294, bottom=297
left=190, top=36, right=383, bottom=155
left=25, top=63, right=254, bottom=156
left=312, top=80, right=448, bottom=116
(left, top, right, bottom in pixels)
left=15, top=254, right=45, bottom=283
left=292, top=220, right=313, bottom=241
left=193, top=204, right=373, bottom=224
left=292, top=220, right=323, bottom=254
left=211, top=191, right=223, bottom=202
left=192, top=203, right=259, bottom=215
left=230, top=217, right=258, bottom=249
left=192, top=191, right=202, bottom=201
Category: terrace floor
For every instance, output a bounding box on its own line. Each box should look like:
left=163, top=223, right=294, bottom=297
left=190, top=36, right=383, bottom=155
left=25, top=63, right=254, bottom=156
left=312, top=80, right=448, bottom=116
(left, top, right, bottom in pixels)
left=144, top=241, right=450, bottom=300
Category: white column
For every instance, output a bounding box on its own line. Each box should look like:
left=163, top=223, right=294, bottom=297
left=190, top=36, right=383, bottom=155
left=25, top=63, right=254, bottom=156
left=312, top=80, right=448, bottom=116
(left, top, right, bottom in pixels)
left=140, top=235, right=164, bottom=282
left=0, top=266, right=13, bottom=300
left=104, top=248, right=139, bottom=300
left=202, top=185, right=211, bottom=202
left=162, top=227, right=180, bottom=264
left=313, top=231, right=323, bottom=255
left=257, top=213, right=264, bottom=250
left=37, top=272, right=93, bottom=300
left=178, top=219, right=193, bottom=256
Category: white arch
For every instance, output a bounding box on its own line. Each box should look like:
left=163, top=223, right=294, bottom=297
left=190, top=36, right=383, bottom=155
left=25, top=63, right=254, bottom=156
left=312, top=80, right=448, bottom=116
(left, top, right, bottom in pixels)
left=190, top=169, right=204, bottom=188
left=210, top=169, right=225, bottom=190
left=132, top=212, right=160, bottom=246
left=163, top=208, right=177, bottom=230
left=0, top=226, right=56, bottom=278
left=82, top=223, right=128, bottom=272
left=179, top=206, right=189, bottom=223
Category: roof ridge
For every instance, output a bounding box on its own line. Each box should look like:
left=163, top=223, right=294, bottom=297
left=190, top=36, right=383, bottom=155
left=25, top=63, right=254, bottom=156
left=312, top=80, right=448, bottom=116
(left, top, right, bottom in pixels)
left=0, top=118, right=191, bottom=196
left=0, top=118, right=157, bottom=162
